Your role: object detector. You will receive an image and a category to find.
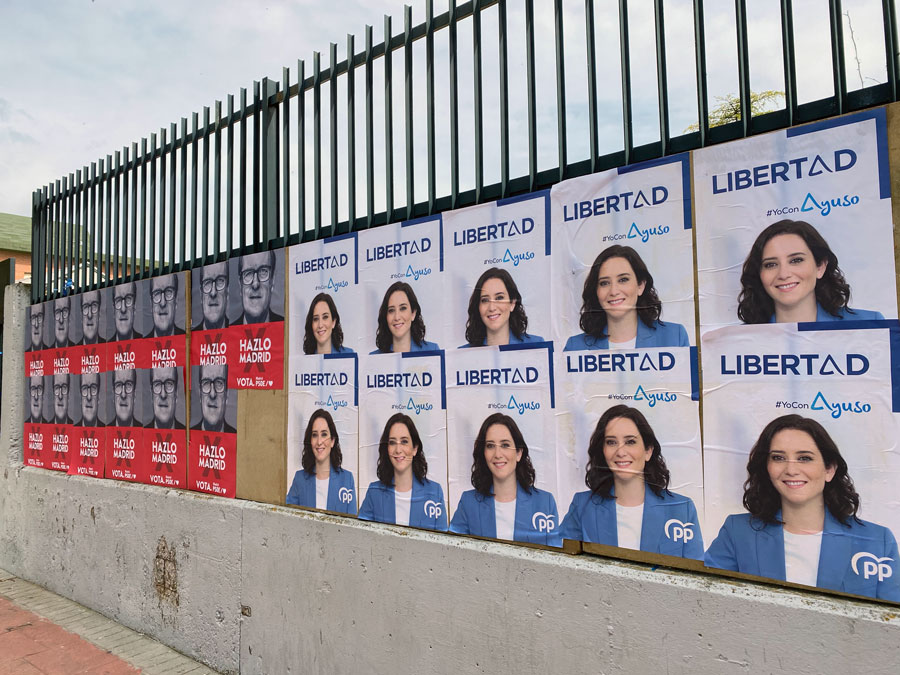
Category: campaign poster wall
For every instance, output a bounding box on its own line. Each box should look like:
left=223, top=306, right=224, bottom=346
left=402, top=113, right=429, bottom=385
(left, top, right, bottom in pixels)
left=288, top=234, right=361, bottom=357
left=144, top=366, right=187, bottom=488
left=286, top=353, right=359, bottom=512
left=555, top=345, right=704, bottom=552
left=702, top=323, right=900, bottom=599
left=442, top=192, right=551, bottom=347
left=694, top=108, right=897, bottom=333
left=357, top=215, right=446, bottom=354
left=188, top=364, right=237, bottom=497
left=358, top=351, right=447, bottom=525
left=550, top=155, right=696, bottom=349
left=445, top=343, right=558, bottom=544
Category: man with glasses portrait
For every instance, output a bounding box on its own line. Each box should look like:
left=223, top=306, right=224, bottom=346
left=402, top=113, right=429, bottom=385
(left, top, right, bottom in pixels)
left=192, top=363, right=235, bottom=433
left=112, top=369, right=138, bottom=427
left=53, top=297, right=74, bottom=348
left=235, top=251, right=282, bottom=325
left=27, top=375, right=46, bottom=424
left=195, top=262, right=230, bottom=331
left=151, top=367, right=184, bottom=429
left=52, top=373, right=75, bottom=425
left=28, top=303, right=45, bottom=352
left=81, top=289, right=104, bottom=345
left=113, top=282, right=142, bottom=341
left=80, top=372, right=101, bottom=427
left=150, top=274, right=184, bottom=337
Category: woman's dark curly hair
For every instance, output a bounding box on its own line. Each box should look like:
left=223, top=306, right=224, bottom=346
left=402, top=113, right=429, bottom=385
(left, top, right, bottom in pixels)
left=585, top=405, right=670, bottom=497
left=465, top=268, right=530, bottom=346
left=743, top=414, right=860, bottom=526
left=303, top=293, right=345, bottom=354
left=375, top=282, right=427, bottom=353
left=470, top=413, right=536, bottom=496
left=376, top=413, right=428, bottom=485
left=579, top=245, right=662, bottom=342
left=300, top=408, right=343, bottom=474
left=737, top=219, right=852, bottom=324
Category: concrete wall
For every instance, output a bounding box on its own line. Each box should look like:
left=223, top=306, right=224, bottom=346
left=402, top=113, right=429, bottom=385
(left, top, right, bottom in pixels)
left=2, top=281, right=899, bottom=674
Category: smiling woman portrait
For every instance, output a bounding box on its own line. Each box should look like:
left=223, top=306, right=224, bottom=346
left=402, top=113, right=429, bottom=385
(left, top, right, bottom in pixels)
left=462, top=268, right=544, bottom=347
left=564, top=245, right=688, bottom=351
left=370, top=282, right=439, bottom=354
left=303, top=293, right=353, bottom=355
left=286, top=408, right=356, bottom=514
left=358, top=413, right=447, bottom=530
left=705, top=414, right=899, bottom=601
left=737, top=219, right=884, bottom=324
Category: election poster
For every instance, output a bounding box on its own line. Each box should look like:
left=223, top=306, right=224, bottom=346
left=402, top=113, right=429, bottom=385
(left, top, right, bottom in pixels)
left=137, top=272, right=189, bottom=372
left=286, top=353, right=359, bottom=513
left=701, top=323, right=900, bottom=600
left=442, top=192, right=551, bottom=348
left=105, top=368, right=150, bottom=483
left=694, top=108, right=897, bottom=333
left=68, top=369, right=106, bottom=479
left=144, top=366, right=187, bottom=488
left=24, top=374, right=50, bottom=468
left=550, top=154, right=696, bottom=350
left=188, top=363, right=237, bottom=497
left=554, top=345, right=704, bottom=557
left=287, top=233, right=361, bottom=358
left=445, top=343, right=560, bottom=546
left=46, top=371, right=78, bottom=472
left=357, top=214, right=446, bottom=354
left=357, top=351, right=448, bottom=530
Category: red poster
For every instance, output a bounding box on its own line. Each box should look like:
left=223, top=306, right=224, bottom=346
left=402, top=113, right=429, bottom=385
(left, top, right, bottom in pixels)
left=145, top=428, right=187, bottom=489
left=144, top=333, right=187, bottom=370
left=189, top=430, right=236, bottom=498
left=105, top=426, right=146, bottom=483
left=190, top=329, right=229, bottom=369
left=67, top=426, right=104, bottom=478
left=108, top=340, right=139, bottom=372
left=227, top=321, right=285, bottom=389
left=75, top=343, right=106, bottom=375
left=25, top=350, right=46, bottom=378
left=24, top=422, right=47, bottom=468
left=49, top=346, right=77, bottom=376
left=48, top=423, right=73, bottom=472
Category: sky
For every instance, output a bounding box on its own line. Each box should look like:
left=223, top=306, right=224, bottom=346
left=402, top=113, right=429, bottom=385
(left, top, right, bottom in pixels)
left=0, top=0, right=892, bottom=228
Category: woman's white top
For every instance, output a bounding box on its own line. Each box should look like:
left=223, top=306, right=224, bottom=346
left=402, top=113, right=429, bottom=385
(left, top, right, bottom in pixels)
left=495, top=499, right=517, bottom=541
left=783, top=529, right=823, bottom=587
left=615, top=502, right=644, bottom=550
left=609, top=337, right=637, bottom=350
left=394, top=489, right=412, bottom=526
left=315, top=475, right=329, bottom=510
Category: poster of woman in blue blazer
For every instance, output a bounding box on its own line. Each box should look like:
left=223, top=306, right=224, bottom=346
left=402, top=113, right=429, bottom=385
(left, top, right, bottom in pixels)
left=358, top=413, right=448, bottom=531
left=286, top=408, right=357, bottom=514
left=705, top=414, right=900, bottom=602
left=737, top=220, right=884, bottom=325
left=563, top=245, right=689, bottom=351
left=370, top=282, right=440, bottom=354
left=450, top=413, right=561, bottom=547
left=461, top=268, right=544, bottom=348
left=302, top=293, right=355, bottom=355
left=559, top=405, right=703, bottom=559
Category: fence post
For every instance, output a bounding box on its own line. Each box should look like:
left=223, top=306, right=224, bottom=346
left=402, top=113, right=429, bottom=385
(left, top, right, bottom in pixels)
left=261, top=78, right=280, bottom=250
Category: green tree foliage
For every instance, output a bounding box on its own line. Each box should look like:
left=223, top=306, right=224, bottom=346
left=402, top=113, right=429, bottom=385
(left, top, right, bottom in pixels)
left=685, top=90, right=785, bottom=132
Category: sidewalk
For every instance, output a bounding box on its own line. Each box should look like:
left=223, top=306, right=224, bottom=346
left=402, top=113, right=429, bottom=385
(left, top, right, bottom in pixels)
left=0, top=569, right=218, bottom=674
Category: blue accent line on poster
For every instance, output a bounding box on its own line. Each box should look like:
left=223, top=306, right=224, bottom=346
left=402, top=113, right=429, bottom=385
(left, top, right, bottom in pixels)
left=497, top=189, right=552, bottom=256
left=616, top=152, right=692, bottom=230
left=401, top=349, right=447, bottom=410
left=324, top=352, right=359, bottom=406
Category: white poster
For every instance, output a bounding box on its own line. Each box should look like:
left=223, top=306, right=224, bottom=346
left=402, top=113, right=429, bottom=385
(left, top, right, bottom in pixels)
left=694, top=108, right=897, bottom=333
left=442, top=192, right=551, bottom=348
left=357, top=214, right=446, bottom=354
left=445, top=343, right=559, bottom=546
left=357, top=351, right=448, bottom=530
left=550, top=154, right=696, bottom=350
left=702, top=323, right=900, bottom=601
left=555, top=345, right=703, bottom=557
left=286, top=353, right=358, bottom=514
left=287, top=233, right=361, bottom=356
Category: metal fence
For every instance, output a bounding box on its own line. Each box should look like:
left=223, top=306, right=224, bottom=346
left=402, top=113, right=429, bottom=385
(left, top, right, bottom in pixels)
left=29, top=0, right=900, bottom=303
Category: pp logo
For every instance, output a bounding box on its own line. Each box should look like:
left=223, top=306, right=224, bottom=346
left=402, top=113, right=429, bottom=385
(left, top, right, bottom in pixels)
left=424, top=500, right=443, bottom=519
left=532, top=512, right=556, bottom=533
left=664, top=519, right=695, bottom=543
left=851, top=552, right=894, bottom=582
left=338, top=487, right=354, bottom=504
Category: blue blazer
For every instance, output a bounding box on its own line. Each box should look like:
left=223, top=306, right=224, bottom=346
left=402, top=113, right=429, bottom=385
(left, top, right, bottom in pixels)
left=459, top=332, right=545, bottom=349
left=369, top=339, right=440, bottom=355
left=560, top=485, right=704, bottom=560
left=358, top=477, right=449, bottom=531
left=285, top=466, right=357, bottom=515
left=768, top=304, right=885, bottom=323
left=705, top=511, right=900, bottom=601
left=450, top=484, right=562, bottom=547
left=563, top=320, right=689, bottom=351
left=331, top=344, right=355, bottom=354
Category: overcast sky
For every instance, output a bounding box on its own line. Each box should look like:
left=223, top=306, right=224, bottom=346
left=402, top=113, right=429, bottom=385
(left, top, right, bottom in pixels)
left=0, top=0, right=891, bottom=224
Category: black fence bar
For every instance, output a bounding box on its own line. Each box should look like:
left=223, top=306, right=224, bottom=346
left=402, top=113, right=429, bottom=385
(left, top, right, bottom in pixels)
left=781, top=0, right=798, bottom=127
left=829, top=0, right=846, bottom=115
left=28, top=0, right=900, bottom=301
